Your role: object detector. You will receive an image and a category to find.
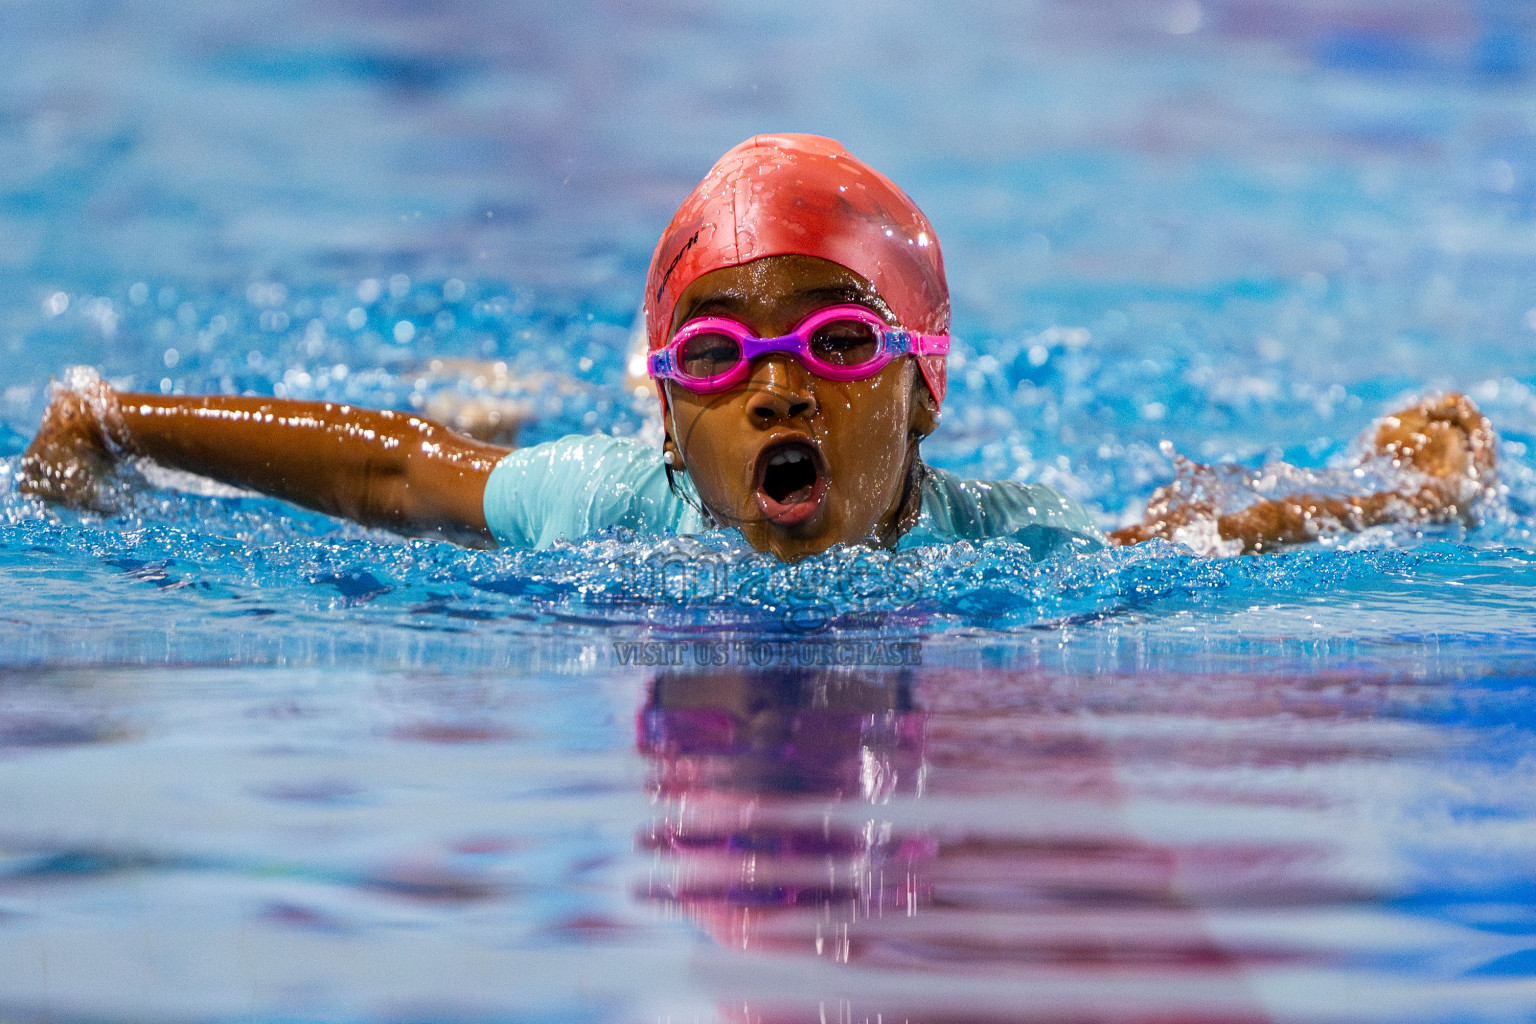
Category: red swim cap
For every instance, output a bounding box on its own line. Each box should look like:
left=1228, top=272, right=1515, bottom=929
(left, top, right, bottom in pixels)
left=645, top=134, right=949, bottom=405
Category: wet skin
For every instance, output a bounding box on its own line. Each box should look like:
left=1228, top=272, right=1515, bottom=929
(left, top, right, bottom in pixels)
left=1106, top=393, right=1497, bottom=552
left=19, top=370, right=505, bottom=546
left=661, top=255, right=939, bottom=562
left=18, top=274, right=1494, bottom=558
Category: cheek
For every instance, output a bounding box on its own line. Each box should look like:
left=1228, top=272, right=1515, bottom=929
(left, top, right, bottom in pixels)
left=671, top=402, right=756, bottom=512
left=853, top=370, right=916, bottom=444
left=825, top=379, right=914, bottom=490
left=677, top=408, right=731, bottom=473
left=824, top=365, right=913, bottom=428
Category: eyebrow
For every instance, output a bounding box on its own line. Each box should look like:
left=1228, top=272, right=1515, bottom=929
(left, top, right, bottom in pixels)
left=681, top=293, right=747, bottom=321
left=803, top=284, right=897, bottom=324
left=800, top=285, right=869, bottom=304
left=680, top=284, right=880, bottom=325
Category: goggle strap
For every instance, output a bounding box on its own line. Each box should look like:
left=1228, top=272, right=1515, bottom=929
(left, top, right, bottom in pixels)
left=911, top=332, right=950, bottom=357
left=877, top=330, right=949, bottom=358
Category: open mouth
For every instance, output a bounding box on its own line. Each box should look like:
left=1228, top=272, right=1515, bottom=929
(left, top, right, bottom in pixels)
left=753, top=439, right=828, bottom=527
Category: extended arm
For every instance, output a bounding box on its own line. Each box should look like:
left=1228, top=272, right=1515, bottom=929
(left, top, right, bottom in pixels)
left=1109, top=489, right=1413, bottom=553
left=19, top=370, right=509, bottom=545
left=1108, top=393, right=1497, bottom=554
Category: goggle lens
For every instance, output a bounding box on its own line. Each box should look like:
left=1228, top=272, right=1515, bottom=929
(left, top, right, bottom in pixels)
left=809, top=317, right=882, bottom=367
left=678, top=331, right=742, bottom=381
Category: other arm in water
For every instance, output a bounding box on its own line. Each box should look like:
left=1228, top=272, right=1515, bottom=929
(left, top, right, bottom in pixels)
left=1108, top=393, right=1497, bottom=553
left=17, top=369, right=510, bottom=546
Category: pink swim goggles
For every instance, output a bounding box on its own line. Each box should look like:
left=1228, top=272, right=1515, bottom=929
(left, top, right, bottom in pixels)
left=647, top=304, right=950, bottom=394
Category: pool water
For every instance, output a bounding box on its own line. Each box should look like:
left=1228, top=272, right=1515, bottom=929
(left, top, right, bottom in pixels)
left=4, top=0, right=1536, bottom=1020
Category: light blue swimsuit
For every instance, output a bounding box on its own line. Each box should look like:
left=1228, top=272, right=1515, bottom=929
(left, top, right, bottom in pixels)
left=482, top=434, right=1103, bottom=555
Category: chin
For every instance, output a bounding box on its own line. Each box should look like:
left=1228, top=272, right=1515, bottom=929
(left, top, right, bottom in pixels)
left=755, top=513, right=868, bottom=562
left=761, top=537, right=829, bottom=563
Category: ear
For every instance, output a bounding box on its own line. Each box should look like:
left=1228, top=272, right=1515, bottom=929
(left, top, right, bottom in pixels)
left=662, top=436, right=686, bottom=471
left=908, top=376, right=940, bottom=441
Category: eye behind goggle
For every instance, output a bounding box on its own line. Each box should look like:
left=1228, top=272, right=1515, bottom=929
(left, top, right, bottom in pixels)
left=809, top=317, right=882, bottom=367
left=678, top=331, right=744, bottom=379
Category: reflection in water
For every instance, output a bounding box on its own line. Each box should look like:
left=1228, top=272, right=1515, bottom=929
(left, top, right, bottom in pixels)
left=640, top=667, right=930, bottom=969
left=635, top=665, right=1389, bottom=1024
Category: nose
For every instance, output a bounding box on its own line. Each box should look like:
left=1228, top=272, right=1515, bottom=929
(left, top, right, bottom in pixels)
left=743, top=355, right=818, bottom=427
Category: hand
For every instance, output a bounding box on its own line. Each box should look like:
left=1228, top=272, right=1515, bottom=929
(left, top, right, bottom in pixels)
left=17, top=368, right=132, bottom=510
left=1369, top=392, right=1496, bottom=522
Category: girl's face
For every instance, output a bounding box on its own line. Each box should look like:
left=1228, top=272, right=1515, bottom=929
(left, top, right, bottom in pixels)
left=663, top=255, right=937, bottom=561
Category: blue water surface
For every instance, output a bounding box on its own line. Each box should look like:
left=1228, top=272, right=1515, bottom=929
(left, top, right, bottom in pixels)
left=3, top=1, right=1536, bottom=1021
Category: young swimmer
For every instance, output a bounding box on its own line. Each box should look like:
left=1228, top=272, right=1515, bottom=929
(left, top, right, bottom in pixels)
left=17, top=134, right=1498, bottom=560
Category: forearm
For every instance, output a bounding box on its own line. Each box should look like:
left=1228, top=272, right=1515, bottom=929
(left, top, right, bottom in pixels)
left=116, top=394, right=509, bottom=542
left=1109, top=491, right=1403, bottom=552
left=1111, top=393, right=1497, bottom=553
left=1214, top=493, right=1399, bottom=553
